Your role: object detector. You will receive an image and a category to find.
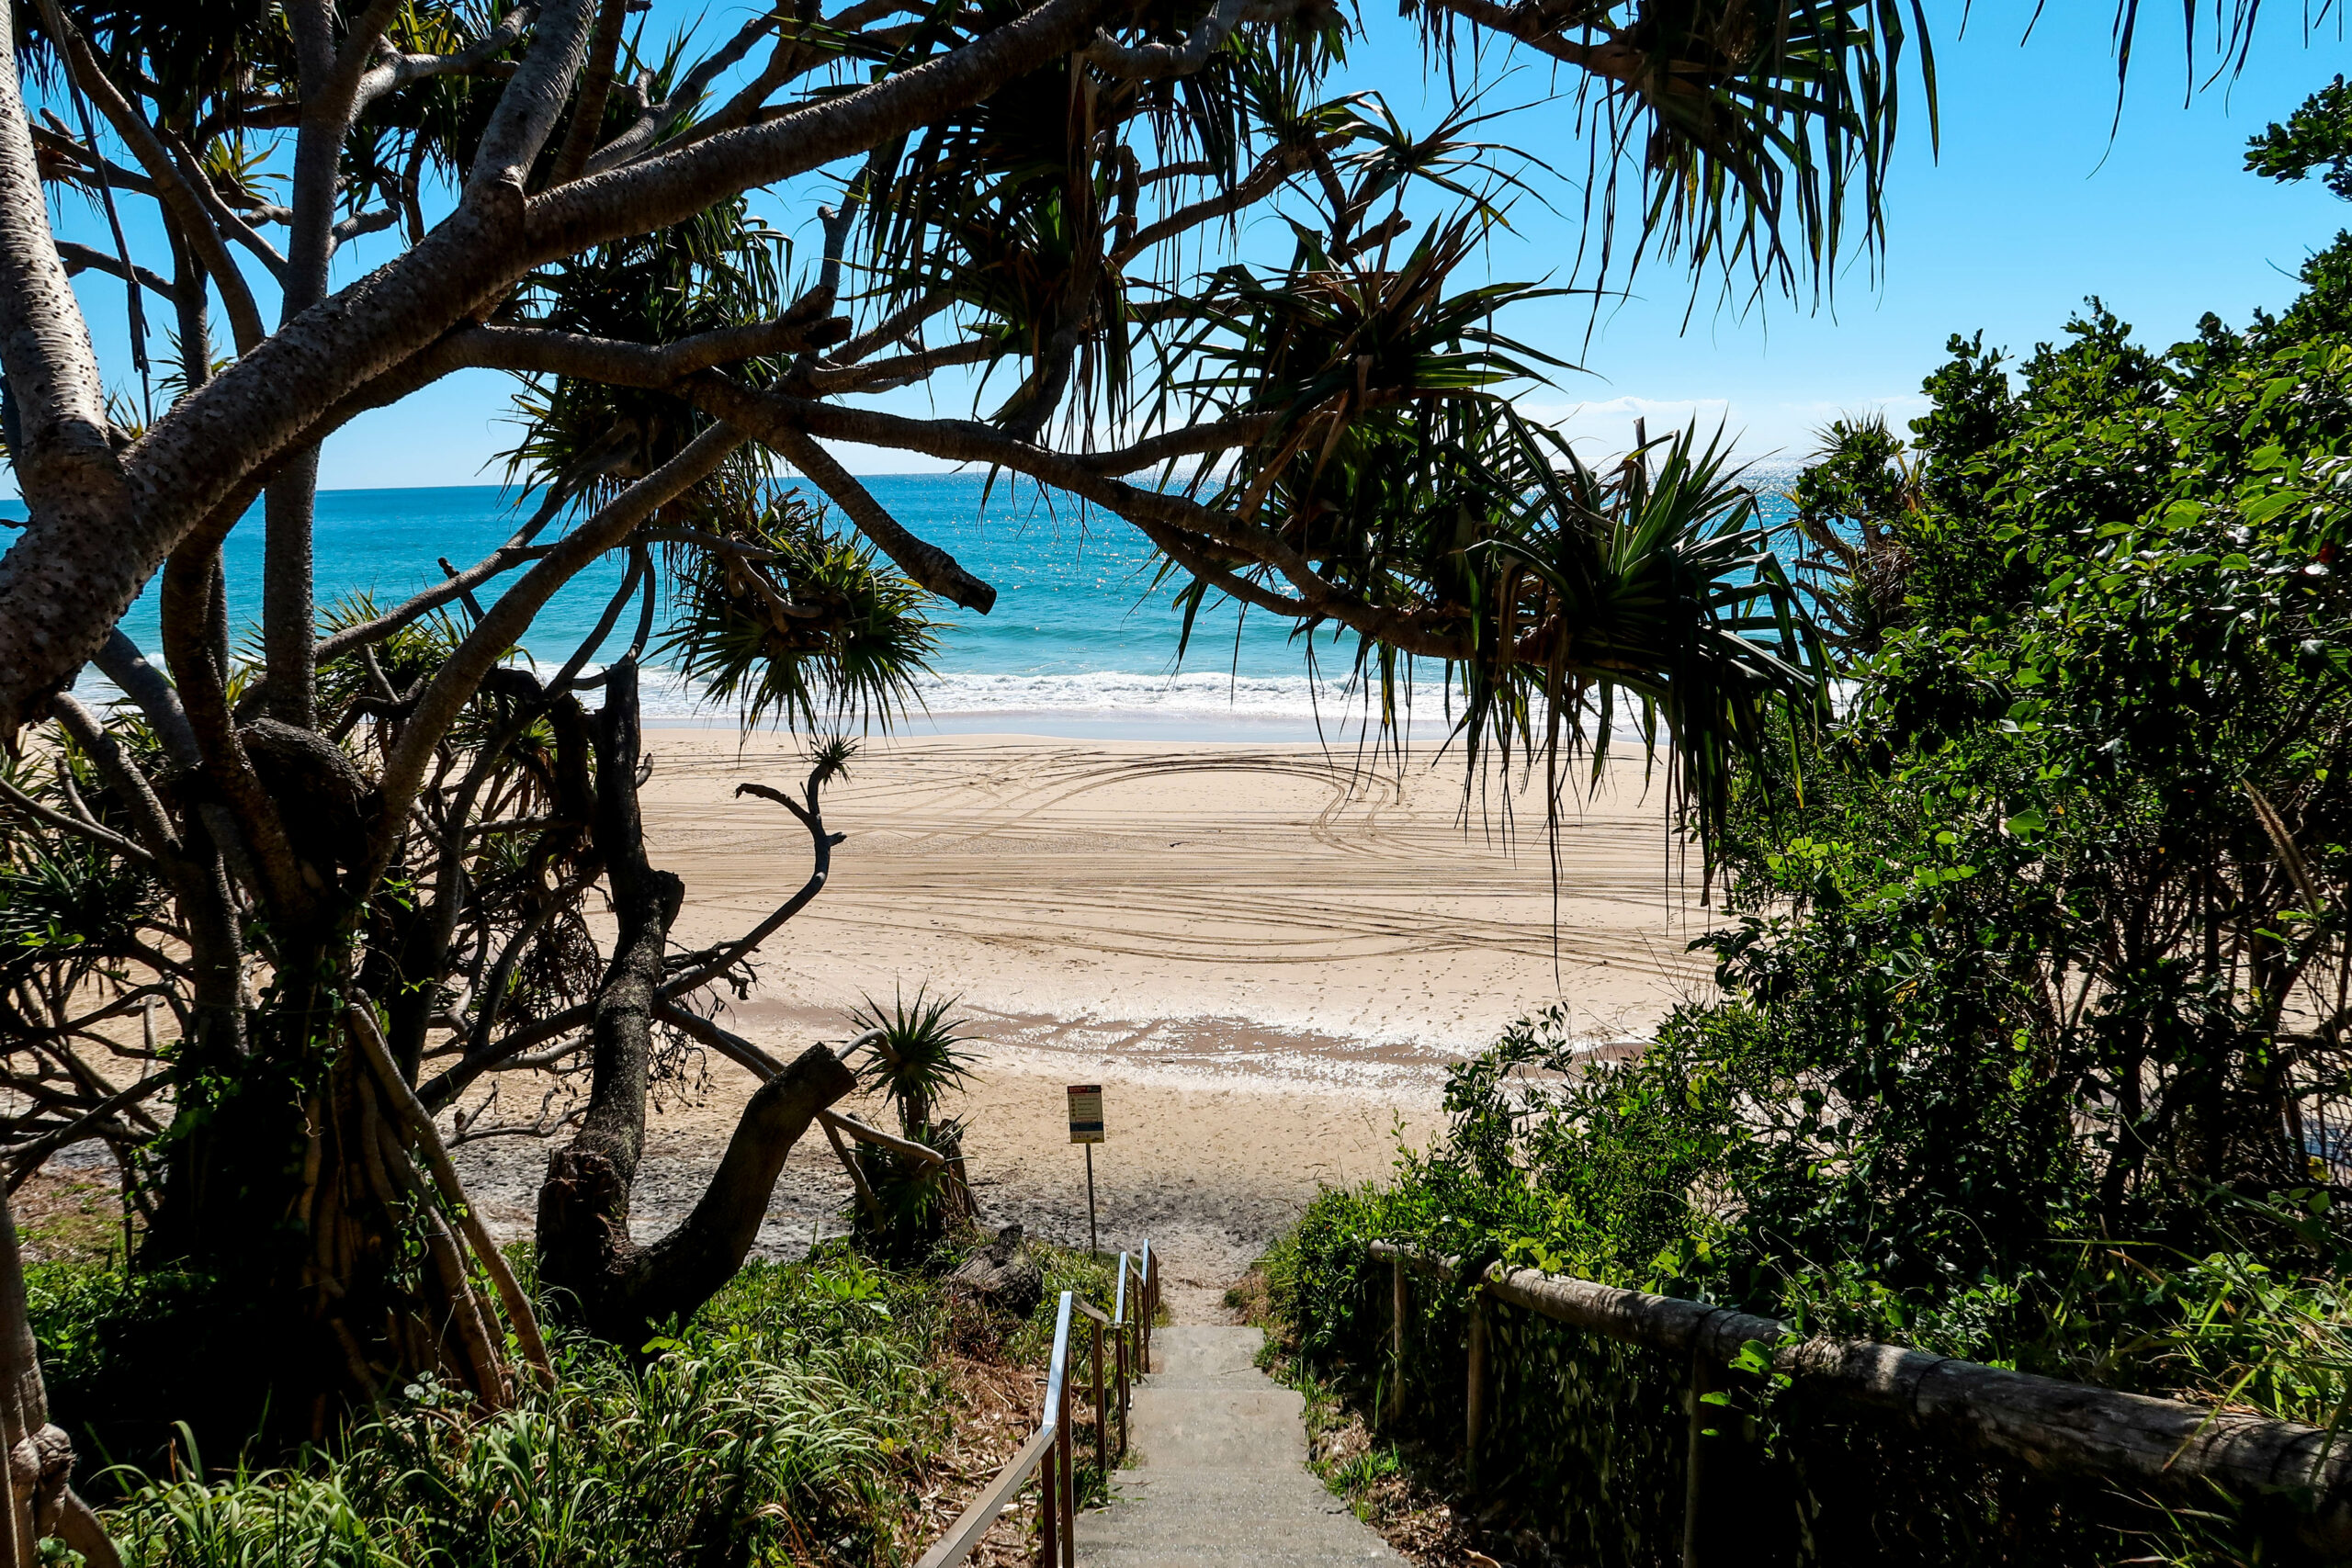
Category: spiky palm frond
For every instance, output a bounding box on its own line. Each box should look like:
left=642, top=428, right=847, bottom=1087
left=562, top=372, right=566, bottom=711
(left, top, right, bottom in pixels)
left=313, top=592, right=469, bottom=721
left=0, top=831, right=164, bottom=987
left=44, top=0, right=293, bottom=121
left=658, top=480, right=938, bottom=733
left=1163, top=389, right=1821, bottom=851
left=847, top=983, right=978, bottom=1141
left=1454, top=421, right=1825, bottom=845
left=1408, top=0, right=1933, bottom=300
left=1170, top=213, right=1568, bottom=426
left=851, top=0, right=1363, bottom=436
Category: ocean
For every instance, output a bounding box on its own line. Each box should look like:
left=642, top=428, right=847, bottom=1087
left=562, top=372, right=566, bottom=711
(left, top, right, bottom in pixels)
left=28, top=471, right=1797, bottom=741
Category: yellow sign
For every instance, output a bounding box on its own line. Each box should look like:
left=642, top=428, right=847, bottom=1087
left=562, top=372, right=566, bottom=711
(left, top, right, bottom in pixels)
left=1067, top=1084, right=1104, bottom=1145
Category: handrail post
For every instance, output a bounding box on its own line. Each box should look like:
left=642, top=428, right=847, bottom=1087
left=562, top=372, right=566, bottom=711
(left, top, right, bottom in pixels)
left=1386, top=1250, right=1407, bottom=1427
left=1464, top=1293, right=1489, bottom=1491
left=1142, top=1242, right=1156, bottom=1371
left=1681, top=1345, right=1716, bottom=1568
left=1057, top=1348, right=1077, bottom=1566
left=1092, top=1317, right=1109, bottom=1483
left=1114, top=1318, right=1130, bottom=1459
left=1036, top=1438, right=1057, bottom=1568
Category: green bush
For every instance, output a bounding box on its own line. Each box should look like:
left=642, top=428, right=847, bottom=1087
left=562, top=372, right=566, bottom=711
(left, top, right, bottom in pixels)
left=1256, top=91, right=2352, bottom=1552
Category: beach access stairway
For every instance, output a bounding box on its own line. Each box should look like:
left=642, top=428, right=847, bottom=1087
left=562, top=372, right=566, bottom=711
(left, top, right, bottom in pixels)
left=913, top=1246, right=1404, bottom=1568
left=1074, top=1325, right=1405, bottom=1568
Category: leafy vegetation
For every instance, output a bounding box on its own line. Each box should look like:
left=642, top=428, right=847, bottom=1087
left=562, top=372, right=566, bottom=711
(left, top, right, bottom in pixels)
left=1254, top=79, right=2352, bottom=1567
left=26, top=1239, right=1095, bottom=1568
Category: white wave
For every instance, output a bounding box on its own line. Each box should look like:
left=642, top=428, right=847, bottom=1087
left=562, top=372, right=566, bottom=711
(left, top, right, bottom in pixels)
left=640, top=665, right=1669, bottom=741
left=71, top=660, right=1668, bottom=739
left=913, top=669, right=1330, bottom=720
left=628, top=664, right=1363, bottom=729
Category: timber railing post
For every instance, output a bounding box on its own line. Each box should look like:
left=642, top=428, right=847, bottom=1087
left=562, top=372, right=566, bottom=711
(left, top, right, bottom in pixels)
left=1114, top=1250, right=1134, bottom=1460
left=1386, top=1250, right=1407, bottom=1427
left=1036, top=1433, right=1057, bottom=1568
left=1464, top=1294, right=1489, bottom=1490
left=1057, top=1344, right=1077, bottom=1568
left=1092, top=1316, right=1109, bottom=1483
left=1681, top=1343, right=1716, bottom=1568
left=1115, top=1327, right=1130, bottom=1458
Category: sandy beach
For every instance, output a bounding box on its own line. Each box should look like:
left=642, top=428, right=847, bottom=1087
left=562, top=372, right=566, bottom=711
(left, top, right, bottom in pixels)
left=450, top=729, right=1718, bottom=1316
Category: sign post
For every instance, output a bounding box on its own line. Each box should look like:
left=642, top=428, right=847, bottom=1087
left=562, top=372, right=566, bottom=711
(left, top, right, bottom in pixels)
left=1067, top=1085, right=1103, bottom=1256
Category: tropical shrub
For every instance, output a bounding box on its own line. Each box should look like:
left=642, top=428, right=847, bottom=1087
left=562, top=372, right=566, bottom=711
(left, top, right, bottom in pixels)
left=1259, top=82, right=2352, bottom=1566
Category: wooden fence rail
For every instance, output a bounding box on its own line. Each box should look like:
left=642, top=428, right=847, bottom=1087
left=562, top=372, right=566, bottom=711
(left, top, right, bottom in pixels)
left=1372, top=1241, right=2352, bottom=1560
left=915, top=1241, right=1159, bottom=1568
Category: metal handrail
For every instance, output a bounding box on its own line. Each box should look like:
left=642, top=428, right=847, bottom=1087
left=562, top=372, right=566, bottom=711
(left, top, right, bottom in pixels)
left=915, top=1240, right=1157, bottom=1568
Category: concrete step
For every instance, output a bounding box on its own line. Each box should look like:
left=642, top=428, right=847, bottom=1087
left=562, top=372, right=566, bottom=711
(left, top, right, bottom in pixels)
left=1073, top=1325, right=1406, bottom=1567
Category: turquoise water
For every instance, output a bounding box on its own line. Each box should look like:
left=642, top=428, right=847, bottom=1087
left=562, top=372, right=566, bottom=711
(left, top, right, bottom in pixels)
left=28, top=471, right=1795, bottom=739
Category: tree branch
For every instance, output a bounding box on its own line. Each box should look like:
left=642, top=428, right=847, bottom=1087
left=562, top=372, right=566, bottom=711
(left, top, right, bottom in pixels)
left=370, top=423, right=743, bottom=879
left=581, top=9, right=782, bottom=175
left=471, top=0, right=599, bottom=196
left=549, top=0, right=628, bottom=185
left=356, top=6, right=537, bottom=110
left=684, top=376, right=1471, bottom=657
left=1112, top=141, right=1313, bottom=264
left=767, top=426, right=998, bottom=613
left=802, top=337, right=991, bottom=394
left=449, top=297, right=845, bottom=386
left=0, top=773, right=151, bottom=865
left=1079, top=0, right=1276, bottom=78
left=53, top=242, right=184, bottom=307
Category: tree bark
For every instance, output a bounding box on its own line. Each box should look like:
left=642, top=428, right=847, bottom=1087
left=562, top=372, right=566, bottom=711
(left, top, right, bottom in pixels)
left=262, top=451, right=320, bottom=728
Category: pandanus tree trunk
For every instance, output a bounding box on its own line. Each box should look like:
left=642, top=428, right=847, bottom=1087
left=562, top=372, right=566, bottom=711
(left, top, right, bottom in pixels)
left=535, top=660, right=855, bottom=1344
left=132, top=949, right=549, bottom=1431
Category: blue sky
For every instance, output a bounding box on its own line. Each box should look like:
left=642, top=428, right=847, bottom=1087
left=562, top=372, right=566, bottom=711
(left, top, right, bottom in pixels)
left=35, top=1, right=2352, bottom=488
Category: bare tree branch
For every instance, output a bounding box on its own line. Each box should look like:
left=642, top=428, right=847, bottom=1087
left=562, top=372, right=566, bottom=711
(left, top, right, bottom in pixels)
left=53, top=241, right=184, bottom=305
left=471, top=0, right=599, bottom=196
left=1080, top=0, right=1282, bottom=78
left=355, top=6, right=537, bottom=110
left=450, top=298, right=845, bottom=385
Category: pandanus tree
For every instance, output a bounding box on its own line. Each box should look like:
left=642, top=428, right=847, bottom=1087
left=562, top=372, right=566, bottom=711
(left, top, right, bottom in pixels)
left=0, top=0, right=2250, bottom=1459
left=845, top=986, right=979, bottom=1256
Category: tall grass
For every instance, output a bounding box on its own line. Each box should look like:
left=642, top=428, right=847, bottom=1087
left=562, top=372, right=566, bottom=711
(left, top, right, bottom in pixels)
left=83, top=1250, right=956, bottom=1568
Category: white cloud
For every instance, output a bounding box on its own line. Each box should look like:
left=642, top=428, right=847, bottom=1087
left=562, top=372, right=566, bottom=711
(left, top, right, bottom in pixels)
left=1519, top=391, right=1932, bottom=469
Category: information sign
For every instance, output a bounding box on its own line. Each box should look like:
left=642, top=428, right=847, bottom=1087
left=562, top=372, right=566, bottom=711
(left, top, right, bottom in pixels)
left=1067, top=1084, right=1104, bottom=1144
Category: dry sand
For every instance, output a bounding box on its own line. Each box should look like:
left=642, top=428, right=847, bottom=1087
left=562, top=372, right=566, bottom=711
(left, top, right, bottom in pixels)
left=450, top=730, right=1718, bottom=1318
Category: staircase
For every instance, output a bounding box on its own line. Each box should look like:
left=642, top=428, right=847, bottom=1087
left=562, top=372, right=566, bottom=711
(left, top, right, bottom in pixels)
left=1075, top=1325, right=1407, bottom=1567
